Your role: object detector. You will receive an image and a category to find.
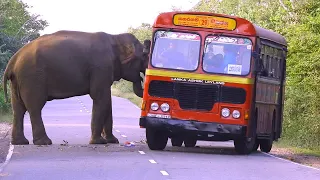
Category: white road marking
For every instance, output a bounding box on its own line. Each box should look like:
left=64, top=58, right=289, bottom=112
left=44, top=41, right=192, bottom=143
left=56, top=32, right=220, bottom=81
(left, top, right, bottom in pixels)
left=149, top=159, right=157, bottom=164
left=0, top=144, right=14, bottom=173
left=115, top=130, right=120, bottom=132
left=160, top=171, right=169, bottom=176
left=261, top=152, right=320, bottom=171
left=121, top=135, right=127, bottom=138
left=138, top=151, right=145, bottom=154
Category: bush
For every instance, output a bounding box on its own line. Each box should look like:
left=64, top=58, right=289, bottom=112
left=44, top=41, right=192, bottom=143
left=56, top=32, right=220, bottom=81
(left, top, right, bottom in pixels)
left=111, top=79, right=142, bottom=108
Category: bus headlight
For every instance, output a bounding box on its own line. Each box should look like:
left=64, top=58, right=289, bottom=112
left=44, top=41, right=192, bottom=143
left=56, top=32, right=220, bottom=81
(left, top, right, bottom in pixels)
left=160, top=103, right=170, bottom=112
left=150, top=102, right=159, bottom=111
left=221, top=108, right=230, bottom=117
left=232, top=110, right=241, bottom=119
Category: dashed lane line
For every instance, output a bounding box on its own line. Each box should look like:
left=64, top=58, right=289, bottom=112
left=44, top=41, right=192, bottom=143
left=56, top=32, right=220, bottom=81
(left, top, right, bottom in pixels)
left=76, top=99, right=171, bottom=177
left=138, top=151, right=145, bottom=155
left=160, top=171, right=169, bottom=176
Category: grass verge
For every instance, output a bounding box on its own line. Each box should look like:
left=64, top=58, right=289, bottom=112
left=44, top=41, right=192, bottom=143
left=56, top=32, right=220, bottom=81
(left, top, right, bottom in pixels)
left=274, top=139, right=320, bottom=157
left=0, top=113, right=12, bottom=124
left=111, top=85, right=142, bottom=108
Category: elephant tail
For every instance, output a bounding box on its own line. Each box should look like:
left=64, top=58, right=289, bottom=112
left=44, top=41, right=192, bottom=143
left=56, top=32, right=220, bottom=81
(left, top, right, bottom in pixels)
left=3, top=67, right=9, bottom=103
left=3, top=62, right=12, bottom=103
left=3, top=53, right=16, bottom=103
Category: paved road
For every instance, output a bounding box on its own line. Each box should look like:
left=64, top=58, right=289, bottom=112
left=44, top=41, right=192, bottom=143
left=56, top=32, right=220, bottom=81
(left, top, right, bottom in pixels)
left=1, top=95, right=319, bottom=180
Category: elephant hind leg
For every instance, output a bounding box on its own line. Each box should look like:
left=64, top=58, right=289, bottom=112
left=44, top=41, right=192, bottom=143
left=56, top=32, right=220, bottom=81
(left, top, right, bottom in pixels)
left=10, top=82, right=29, bottom=145
left=21, top=87, right=52, bottom=145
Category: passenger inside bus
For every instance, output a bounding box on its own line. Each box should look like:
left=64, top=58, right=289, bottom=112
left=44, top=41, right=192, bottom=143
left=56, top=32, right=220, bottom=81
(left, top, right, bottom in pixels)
left=203, top=42, right=251, bottom=75
left=159, top=42, right=184, bottom=67
left=153, top=39, right=197, bottom=70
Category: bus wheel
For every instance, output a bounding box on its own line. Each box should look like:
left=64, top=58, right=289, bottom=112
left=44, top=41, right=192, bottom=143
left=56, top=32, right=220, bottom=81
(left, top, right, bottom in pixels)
left=234, top=137, right=256, bottom=155
left=184, top=138, right=197, bottom=147
left=260, top=113, right=275, bottom=153
left=259, top=135, right=273, bottom=153
left=146, top=127, right=168, bottom=150
left=171, top=137, right=183, bottom=147
left=253, top=140, right=259, bottom=152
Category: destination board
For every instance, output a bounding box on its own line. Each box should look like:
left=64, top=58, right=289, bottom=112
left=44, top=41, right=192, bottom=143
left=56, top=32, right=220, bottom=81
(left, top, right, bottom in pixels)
left=173, top=14, right=236, bottom=30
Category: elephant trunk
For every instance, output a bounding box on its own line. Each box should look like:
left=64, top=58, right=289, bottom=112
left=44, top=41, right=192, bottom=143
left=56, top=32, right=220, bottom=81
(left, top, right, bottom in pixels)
left=133, top=77, right=144, bottom=98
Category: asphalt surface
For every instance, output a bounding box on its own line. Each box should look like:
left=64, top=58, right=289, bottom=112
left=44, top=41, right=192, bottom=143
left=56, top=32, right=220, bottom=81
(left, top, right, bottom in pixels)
left=0, top=95, right=319, bottom=180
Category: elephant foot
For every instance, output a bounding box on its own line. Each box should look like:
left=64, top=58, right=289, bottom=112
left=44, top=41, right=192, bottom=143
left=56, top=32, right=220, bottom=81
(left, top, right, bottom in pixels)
left=11, top=136, right=29, bottom=145
left=89, top=136, right=108, bottom=144
left=104, top=134, right=119, bottom=144
left=33, top=136, right=52, bottom=145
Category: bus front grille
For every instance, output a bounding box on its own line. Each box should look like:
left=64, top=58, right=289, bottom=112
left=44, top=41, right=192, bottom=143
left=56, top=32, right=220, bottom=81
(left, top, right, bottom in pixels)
left=148, top=80, right=246, bottom=111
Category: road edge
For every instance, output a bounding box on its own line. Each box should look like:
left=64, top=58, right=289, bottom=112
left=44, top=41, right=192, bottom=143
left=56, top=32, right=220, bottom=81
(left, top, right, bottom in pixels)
left=261, top=152, right=320, bottom=171
left=0, top=143, right=14, bottom=173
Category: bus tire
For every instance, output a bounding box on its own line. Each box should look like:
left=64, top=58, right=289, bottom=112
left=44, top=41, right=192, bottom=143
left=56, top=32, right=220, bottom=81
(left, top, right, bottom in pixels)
left=253, top=140, right=259, bottom=152
left=184, top=139, right=197, bottom=147
left=260, top=112, right=275, bottom=153
left=171, top=137, right=183, bottom=147
left=259, top=138, right=273, bottom=153
left=234, top=137, right=256, bottom=155
left=259, top=130, right=273, bottom=153
left=146, top=127, right=168, bottom=150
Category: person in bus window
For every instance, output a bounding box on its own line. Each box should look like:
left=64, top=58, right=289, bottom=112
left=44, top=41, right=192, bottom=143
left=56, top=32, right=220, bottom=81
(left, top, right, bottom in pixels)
left=221, top=44, right=238, bottom=72
left=159, top=42, right=186, bottom=69
left=204, top=54, right=224, bottom=73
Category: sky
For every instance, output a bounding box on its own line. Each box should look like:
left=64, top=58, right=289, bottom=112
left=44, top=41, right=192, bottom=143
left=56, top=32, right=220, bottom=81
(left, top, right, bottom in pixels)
left=22, top=0, right=200, bottom=35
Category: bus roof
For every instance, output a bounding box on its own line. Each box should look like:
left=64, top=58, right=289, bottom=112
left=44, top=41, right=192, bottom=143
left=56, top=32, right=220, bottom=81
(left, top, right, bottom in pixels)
left=153, top=11, right=287, bottom=46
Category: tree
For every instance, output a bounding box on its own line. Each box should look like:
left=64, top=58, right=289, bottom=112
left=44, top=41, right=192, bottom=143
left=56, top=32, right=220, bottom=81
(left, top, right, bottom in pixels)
left=0, top=0, right=48, bottom=53
left=127, top=23, right=152, bottom=43
left=0, top=0, right=48, bottom=113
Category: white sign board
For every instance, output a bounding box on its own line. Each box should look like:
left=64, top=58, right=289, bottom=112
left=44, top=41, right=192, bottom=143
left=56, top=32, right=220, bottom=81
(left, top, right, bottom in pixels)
left=227, top=64, right=242, bottom=75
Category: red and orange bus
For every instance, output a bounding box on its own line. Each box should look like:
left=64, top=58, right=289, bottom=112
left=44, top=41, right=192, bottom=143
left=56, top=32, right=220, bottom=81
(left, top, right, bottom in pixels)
left=139, top=11, right=287, bottom=154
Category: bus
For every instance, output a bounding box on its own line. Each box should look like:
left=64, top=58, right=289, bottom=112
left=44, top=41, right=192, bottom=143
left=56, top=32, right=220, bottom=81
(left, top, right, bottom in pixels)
left=139, top=11, right=287, bottom=155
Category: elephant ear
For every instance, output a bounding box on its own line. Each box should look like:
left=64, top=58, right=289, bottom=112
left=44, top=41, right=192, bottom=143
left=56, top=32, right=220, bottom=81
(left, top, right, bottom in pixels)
left=114, top=37, right=136, bottom=64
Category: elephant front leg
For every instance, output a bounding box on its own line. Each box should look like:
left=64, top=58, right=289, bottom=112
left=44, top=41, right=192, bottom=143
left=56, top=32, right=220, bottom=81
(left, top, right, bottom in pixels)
left=89, top=92, right=112, bottom=145
left=102, top=97, right=119, bottom=144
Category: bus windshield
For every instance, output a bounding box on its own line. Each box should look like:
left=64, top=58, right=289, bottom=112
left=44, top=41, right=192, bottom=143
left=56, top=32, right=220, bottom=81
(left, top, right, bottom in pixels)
left=203, top=35, right=252, bottom=76
left=151, top=31, right=201, bottom=71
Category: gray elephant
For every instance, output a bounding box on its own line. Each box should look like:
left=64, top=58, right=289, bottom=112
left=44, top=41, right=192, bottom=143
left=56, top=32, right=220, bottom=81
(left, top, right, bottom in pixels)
left=2, top=30, right=151, bottom=145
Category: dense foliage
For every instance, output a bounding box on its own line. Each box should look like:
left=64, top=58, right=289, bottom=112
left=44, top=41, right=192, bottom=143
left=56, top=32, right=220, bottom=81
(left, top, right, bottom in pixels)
left=0, top=0, right=48, bottom=114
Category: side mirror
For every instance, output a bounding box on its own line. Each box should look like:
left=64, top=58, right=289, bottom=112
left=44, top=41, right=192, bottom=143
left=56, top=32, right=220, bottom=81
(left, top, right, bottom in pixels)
left=143, top=39, right=151, bottom=54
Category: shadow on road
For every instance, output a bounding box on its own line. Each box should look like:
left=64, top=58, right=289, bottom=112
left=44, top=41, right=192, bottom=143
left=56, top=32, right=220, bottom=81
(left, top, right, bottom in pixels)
left=159, top=141, right=262, bottom=156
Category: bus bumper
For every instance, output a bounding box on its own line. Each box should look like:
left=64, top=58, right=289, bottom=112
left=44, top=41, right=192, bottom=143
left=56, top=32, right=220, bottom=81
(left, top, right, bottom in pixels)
left=139, top=117, right=246, bottom=140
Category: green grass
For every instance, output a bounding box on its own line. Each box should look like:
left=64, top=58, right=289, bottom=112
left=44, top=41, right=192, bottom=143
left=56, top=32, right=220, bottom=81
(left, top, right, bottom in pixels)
left=111, top=79, right=142, bottom=108
left=274, top=139, right=320, bottom=157
left=0, top=113, right=12, bottom=124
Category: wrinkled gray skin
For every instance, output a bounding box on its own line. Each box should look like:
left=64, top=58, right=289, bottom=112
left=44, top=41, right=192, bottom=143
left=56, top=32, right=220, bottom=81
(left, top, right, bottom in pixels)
left=2, top=30, right=151, bottom=145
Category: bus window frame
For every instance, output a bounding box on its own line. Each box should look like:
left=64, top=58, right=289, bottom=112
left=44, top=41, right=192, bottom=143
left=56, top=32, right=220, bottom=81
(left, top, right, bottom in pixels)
left=202, top=33, right=254, bottom=77
left=149, top=29, right=202, bottom=73
left=259, top=38, right=287, bottom=80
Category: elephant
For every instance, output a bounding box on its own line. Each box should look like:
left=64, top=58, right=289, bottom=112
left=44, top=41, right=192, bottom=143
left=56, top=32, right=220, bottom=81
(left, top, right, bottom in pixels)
left=2, top=30, right=151, bottom=145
